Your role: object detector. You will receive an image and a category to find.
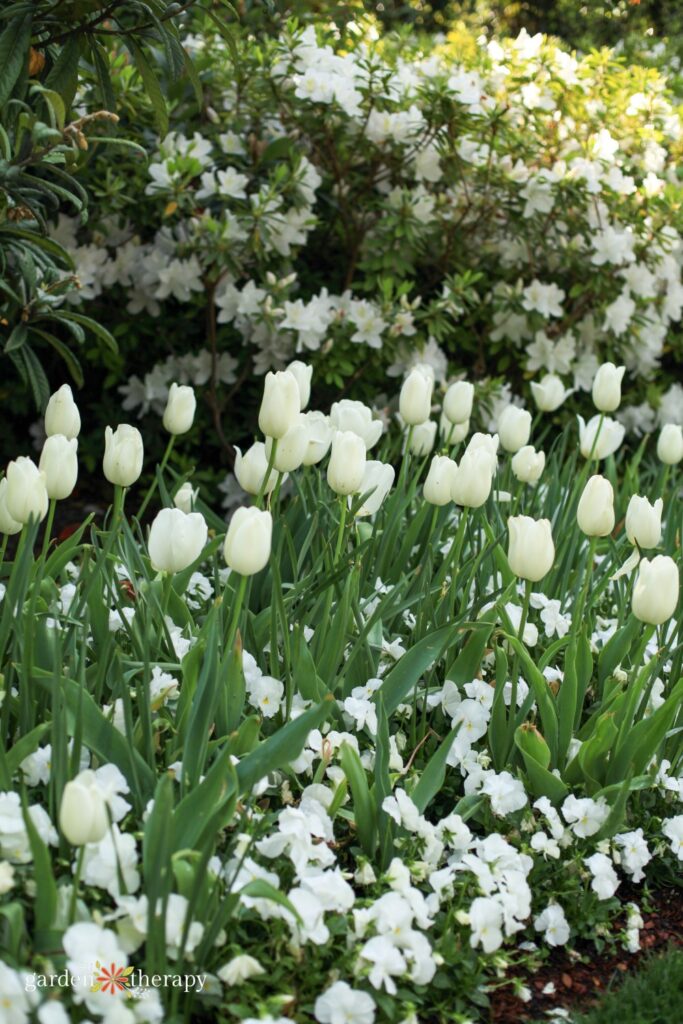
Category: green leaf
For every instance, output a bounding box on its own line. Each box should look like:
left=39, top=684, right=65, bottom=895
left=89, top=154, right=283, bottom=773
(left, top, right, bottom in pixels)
left=598, top=613, right=641, bottom=685
left=6, top=723, right=50, bottom=778
left=126, top=38, right=169, bottom=136
left=379, top=624, right=455, bottom=716
left=21, top=790, right=57, bottom=933
left=45, top=37, right=81, bottom=111
left=239, top=880, right=299, bottom=920
left=0, top=15, right=32, bottom=107
left=340, top=742, right=376, bottom=856
left=236, top=696, right=334, bottom=794
left=173, top=748, right=237, bottom=852
left=411, top=724, right=461, bottom=813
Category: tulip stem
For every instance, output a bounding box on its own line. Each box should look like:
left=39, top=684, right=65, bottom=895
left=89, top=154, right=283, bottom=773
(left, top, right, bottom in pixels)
left=68, top=845, right=86, bottom=925
left=574, top=536, right=598, bottom=629
left=399, top=427, right=414, bottom=490
left=137, top=436, right=175, bottom=521
left=225, top=574, right=248, bottom=651
left=0, top=535, right=7, bottom=572
left=507, top=578, right=532, bottom=758
left=334, top=497, right=348, bottom=564
left=256, top=440, right=278, bottom=508
left=40, top=498, right=57, bottom=560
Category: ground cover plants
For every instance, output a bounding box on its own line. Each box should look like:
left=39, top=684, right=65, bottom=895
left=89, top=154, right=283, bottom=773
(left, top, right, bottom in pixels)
left=0, top=359, right=681, bottom=1023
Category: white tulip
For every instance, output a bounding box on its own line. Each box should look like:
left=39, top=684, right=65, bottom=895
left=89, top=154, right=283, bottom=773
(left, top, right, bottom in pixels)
left=632, top=555, right=679, bottom=625
left=224, top=507, right=272, bottom=576
left=498, top=405, right=532, bottom=453
left=148, top=507, right=208, bottom=574
left=440, top=413, right=469, bottom=444
left=451, top=449, right=494, bottom=508
left=577, top=414, right=625, bottom=460
left=465, top=432, right=499, bottom=473
left=329, top=400, right=383, bottom=450
left=356, top=461, right=395, bottom=516
left=103, top=425, right=144, bottom=487
left=657, top=423, right=683, bottom=465
left=511, top=445, right=545, bottom=485
left=424, top=455, right=457, bottom=505
left=258, top=370, right=300, bottom=439
left=44, top=383, right=81, bottom=439
left=399, top=367, right=433, bottom=426
left=0, top=479, right=22, bottom=536
left=577, top=475, right=615, bottom=537
left=327, top=431, right=366, bottom=495
left=530, top=374, right=572, bottom=412
left=443, top=380, right=474, bottom=424
left=39, top=435, right=78, bottom=500
left=625, top=495, right=663, bottom=549
left=174, top=482, right=199, bottom=514
left=5, top=457, right=49, bottom=524
left=59, top=770, right=109, bottom=846
left=408, top=420, right=437, bottom=456
left=234, top=442, right=278, bottom=496
left=592, top=362, right=626, bottom=413
left=507, top=515, right=554, bottom=582
left=286, top=360, right=313, bottom=410
left=301, top=411, right=333, bottom=466
left=265, top=415, right=309, bottom=472
left=162, top=383, right=196, bottom=435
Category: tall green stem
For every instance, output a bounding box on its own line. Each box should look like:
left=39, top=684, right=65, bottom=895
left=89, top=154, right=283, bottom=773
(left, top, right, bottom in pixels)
left=506, top=578, right=533, bottom=756
left=256, top=439, right=278, bottom=508
left=137, top=435, right=175, bottom=520
left=68, top=845, right=86, bottom=925
left=574, top=535, right=598, bottom=629
left=225, top=574, right=249, bottom=651
left=40, top=498, right=57, bottom=560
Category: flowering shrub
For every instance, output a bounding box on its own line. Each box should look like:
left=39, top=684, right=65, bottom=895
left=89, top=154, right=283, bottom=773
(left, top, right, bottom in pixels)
left=0, top=356, right=682, bottom=1022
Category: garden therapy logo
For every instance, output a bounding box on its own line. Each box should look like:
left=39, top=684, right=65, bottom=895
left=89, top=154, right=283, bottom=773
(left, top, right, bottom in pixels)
left=91, top=961, right=134, bottom=997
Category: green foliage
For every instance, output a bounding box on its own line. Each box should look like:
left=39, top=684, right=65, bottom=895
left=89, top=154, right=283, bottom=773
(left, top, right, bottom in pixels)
left=572, top=946, right=683, bottom=1024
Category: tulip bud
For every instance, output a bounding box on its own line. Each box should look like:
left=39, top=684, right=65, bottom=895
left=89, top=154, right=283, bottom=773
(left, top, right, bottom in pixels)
left=507, top=515, right=554, bottom=582
left=103, top=425, right=144, bottom=487
left=286, top=360, right=313, bottom=410
left=223, top=507, right=272, bottom=576
left=39, top=435, right=78, bottom=500
left=174, top=481, right=199, bottom=514
left=265, top=415, right=309, bottom=473
left=452, top=449, right=494, bottom=508
left=577, top=475, right=615, bottom=537
left=657, top=423, right=683, bottom=465
left=443, top=381, right=474, bottom=424
left=148, top=507, right=208, bottom=574
left=511, top=445, right=545, bottom=485
left=440, top=413, right=469, bottom=444
left=625, top=495, right=663, bottom=549
left=44, top=384, right=81, bottom=439
left=498, top=405, right=532, bottom=454
left=234, top=442, right=278, bottom=496
left=632, top=555, right=679, bottom=625
left=466, top=432, right=499, bottom=473
left=327, top=431, right=366, bottom=495
left=162, top=383, right=197, bottom=435
left=592, top=362, right=626, bottom=413
left=399, top=368, right=433, bottom=426
left=408, top=420, right=437, bottom=456
left=301, top=411, right=333, bottom=466
left=424, top=455, right=457, bottom=506
left=0, top=479, right=22, bottom=536
left=329, top=400, right=383, bottom=450
left=530, top=374, right=572, bottom=413
left=577, top=414, right=624, bottom=460
left=515, top=722, right=551, bottom=770
left=5, top=457, right=49, bottom=524
left=59, top=770, right=109, bottom=846
left=258, top=370, right=300, bottom=439
left=357, top=461, right=395, bottom=516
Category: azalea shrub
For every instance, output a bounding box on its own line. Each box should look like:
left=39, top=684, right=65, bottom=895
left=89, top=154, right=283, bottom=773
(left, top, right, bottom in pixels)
left=0, top=358, right=682, bottom=1023
left=11, top=14, right=681, bottom=479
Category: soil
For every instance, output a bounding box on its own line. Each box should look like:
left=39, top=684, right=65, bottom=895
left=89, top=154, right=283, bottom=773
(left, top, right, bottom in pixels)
left=488, top=886, right=683, bottom=1023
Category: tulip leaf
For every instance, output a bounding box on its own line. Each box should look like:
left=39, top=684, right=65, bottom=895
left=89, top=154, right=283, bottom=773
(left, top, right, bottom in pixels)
left=411, top=723, right=461, bottom=813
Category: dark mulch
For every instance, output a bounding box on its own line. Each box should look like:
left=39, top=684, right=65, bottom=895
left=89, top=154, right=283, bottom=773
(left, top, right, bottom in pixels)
left=489, top=886, right=683, bottom=1023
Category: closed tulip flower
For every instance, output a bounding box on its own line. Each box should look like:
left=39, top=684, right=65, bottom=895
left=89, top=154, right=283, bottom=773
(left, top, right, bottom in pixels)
left=399, top=367, right=433, bottom=426
left=440, top=413, right=469, bottom=444
left=466, top=432, right=499, bottom=474
left=657, top=423, right=683, bottom=465
left=327, top=431, right=366, bottom=495
left=103, top=425, right=144, bottom=487
left=511, top=445, right=545, bottom=485
left=592, top=362, right=626, bottom=413
left=357, top=461, right=395, bottom=516
left=452, top=449, right=494, bottom=508
left=39, top=435, right=78, bottom=500
left=5, top=457, right=49, bottom=524
left=577, top=475, right=615, bottom=537
left=443, top=380, right=474, bottom=424
left=632, top=555, right=679, bottom=625
left=329, top=400, right=383, bottom=450
left=44, top=383, right=81, bottom=439
left=286, top=360, right=313, bottom=410
left=507, top=515, right=555, bottom=582
left=498, top=405, right=532, bottom=453
left=301, top=411, right=333, bottom=466
left=59, top=770, right=109, bottom=846
left=0, top=479, right=22, bottom=536
left=424, top=455, right=457, bottom=505
left=577, top=414, right=625, bottom=460
left=234, top=442, right=278, bottom=496
left=625, top=495, right=663, bottom=549
left=531, top=374, right=572, bottom=412
left=174, top=481, right=199, bottom=514
left=258, top=370, right=300, bottom=439
left=224, top=507, right=272, bottom=576
left=266, top=415, right=309, bottom=473
left=148, top=507, right=208, bottom=573
left=408, top=420, right=437, bottom=456
left=162, top=383, right=196, bottom=435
